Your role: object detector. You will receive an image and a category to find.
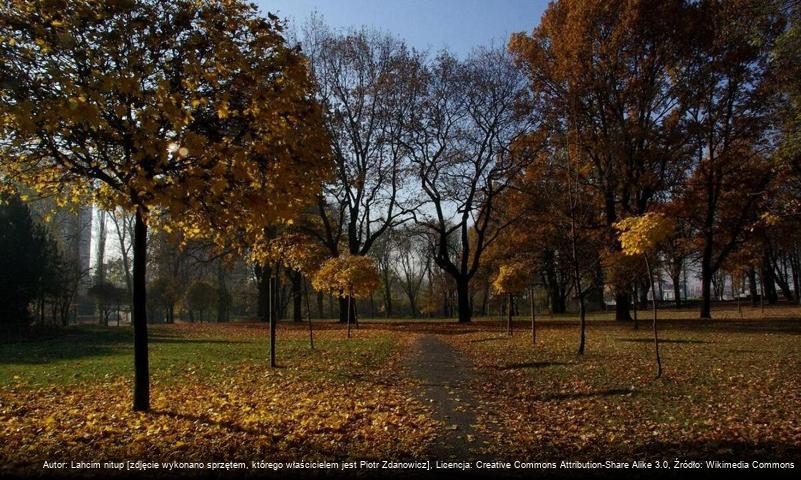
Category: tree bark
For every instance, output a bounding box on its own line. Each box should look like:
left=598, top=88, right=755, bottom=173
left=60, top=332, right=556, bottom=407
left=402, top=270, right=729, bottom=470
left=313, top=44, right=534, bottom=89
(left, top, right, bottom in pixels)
left=529, top=287, right=536, bottom=346
left=671, top=271, right=682, bottom=308
left=456, top=277, right=472, bottom=323
left=290, top=271, right=302, bottom=322
left=700, top=243, right=713, bottom=319
left=255, top=264, right=270, bottom=322
left=645, top=255, right=662, bottom=378
left=338, top=296, right=355, bottom=323
left=304, top=282, right=314, bottom=349
left=269, top=276, right=276, bottom=368
left=615, top=293, right=631, bottom=321
left=132, top=206, right=149, bottom=412
left=507, top=293, right=513, bottom=336
left=748, top=267, right=759, bottom=306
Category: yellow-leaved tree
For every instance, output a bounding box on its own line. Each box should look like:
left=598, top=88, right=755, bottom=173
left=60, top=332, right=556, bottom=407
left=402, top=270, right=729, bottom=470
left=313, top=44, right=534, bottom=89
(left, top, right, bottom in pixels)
left=0, top=1, right=330, bottom=410
left=492, top=262, right=530, bottom=338
left=312, top=255, right=380, bottom=338
left=615, top=212, right=675, bottom=378
left=254, top=232, right=326, bottom=361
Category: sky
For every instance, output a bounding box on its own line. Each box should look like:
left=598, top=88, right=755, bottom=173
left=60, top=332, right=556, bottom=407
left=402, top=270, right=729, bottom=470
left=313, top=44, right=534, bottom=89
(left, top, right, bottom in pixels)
left=254, top=0, right=548, bottom=56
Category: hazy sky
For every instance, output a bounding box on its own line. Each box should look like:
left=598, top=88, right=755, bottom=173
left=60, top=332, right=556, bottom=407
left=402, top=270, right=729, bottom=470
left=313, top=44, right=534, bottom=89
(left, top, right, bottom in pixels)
left=254, top=0, right=548, bottom=55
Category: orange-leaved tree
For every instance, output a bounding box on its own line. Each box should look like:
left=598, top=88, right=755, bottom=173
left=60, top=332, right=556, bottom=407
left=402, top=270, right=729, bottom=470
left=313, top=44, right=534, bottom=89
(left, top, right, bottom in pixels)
left=616, top=213, right=675, bottom=378
left=0, top=1, right=329, bottom=411
left=312, top=255, right=380, bottom=338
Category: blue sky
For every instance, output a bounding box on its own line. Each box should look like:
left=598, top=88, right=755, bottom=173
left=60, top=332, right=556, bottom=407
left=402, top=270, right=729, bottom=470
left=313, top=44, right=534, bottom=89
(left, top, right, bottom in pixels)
left=255, top=0, right=548, bottom=55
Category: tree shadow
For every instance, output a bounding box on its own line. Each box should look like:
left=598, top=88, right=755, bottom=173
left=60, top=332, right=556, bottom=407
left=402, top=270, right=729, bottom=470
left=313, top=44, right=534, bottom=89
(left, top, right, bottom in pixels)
left=469, top=336, right=507, bottom=343
left=0, top=330, right=249, bottom=365
left=616, top=338, right=710, bottom=344
left=534, top=388, right=638, bottom=402
left=151, top=409, right=263, bottom=436
left=497, top=361, right=568, bottom=370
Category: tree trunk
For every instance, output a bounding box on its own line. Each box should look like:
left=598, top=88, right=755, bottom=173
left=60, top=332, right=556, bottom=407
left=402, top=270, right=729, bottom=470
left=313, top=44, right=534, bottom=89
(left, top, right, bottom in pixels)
left=407, top=292, right=418, bottom=318
left=383, top=272, right=393, bottom=318
left=645, top=255, right=662, bottom=378
left=506, top=293, right=513, bottom=336
left=290, top=271, right=302, bottom=322
left=615, top=293, right=632, bottom=321
left=338, top=296, right=355, bottom=323
left=346, top=293, right=352, bottom=338
left=304, top=282, right=314, bottom=349
left=762, top=250, right=778, bottom=304
left=671, top=272, right=682, bottom=309
left=456, top=277, right=472, bottom=323
left=132, top=207, right=149, bottom=412
left=748, top=267, right=759, bottom=306
left=255, top=264, right=270, bottom=322
left=269, top=276, right=276, bottom=368
left=529, top=287, right=536, bottom=346
left=700, top=243, right=713, bottom=319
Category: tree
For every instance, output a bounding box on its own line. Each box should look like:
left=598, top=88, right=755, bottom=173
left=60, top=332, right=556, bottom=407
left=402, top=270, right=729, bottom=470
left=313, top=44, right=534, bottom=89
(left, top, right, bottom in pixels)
left=88, top=281, right=127, bottom=326
left=510, top=0, right=696, bottom=322
left=0, top=1, right=329, bottom=411
left=405, top=48, right=536, bottom=323
left=0, top=194, right=54, bottom=331
left=392, top=226, right=430, bottom=318
left=147, top=277, right=180, bottom=324
left=616, top=212, right=676, bottom=378
left=679, top=0, right=782, bottom=319
left=300, top=20, right=419, bottom=322
left=185, top=281, right=217, bottom=323
left=255, top=231, right=325, bottom=354
left=312, top=255, right=380, bottom=337
left=492, top=262, right=529, bottom=337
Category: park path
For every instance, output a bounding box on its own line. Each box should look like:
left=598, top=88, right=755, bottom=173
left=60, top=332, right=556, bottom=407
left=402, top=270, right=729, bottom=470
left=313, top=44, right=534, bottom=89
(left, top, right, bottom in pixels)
left=406, top=334, right=484, bottom=460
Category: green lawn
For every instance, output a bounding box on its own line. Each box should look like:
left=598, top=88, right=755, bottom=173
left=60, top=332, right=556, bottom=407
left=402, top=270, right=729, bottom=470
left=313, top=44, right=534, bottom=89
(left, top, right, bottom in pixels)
left=0, top=323, right=396, bottom=386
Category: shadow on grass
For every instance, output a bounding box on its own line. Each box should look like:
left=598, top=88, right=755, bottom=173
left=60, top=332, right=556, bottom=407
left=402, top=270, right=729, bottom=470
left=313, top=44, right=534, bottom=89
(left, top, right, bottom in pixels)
left=150, top=409, right=341, bottom=458
left=497, top=361, right=569, bottom=370
left=0, top=328, right=250, bottom=365
left=616, top=338, right=711, bottom=344
left=534, top=388, right=638, bottom=402
left=469, top=336, right=508, bottom=344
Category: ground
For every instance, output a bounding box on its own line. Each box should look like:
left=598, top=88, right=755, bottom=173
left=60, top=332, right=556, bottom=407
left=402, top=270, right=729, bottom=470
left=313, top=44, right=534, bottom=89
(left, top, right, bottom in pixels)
left=1, top=304, right=800, bottom=475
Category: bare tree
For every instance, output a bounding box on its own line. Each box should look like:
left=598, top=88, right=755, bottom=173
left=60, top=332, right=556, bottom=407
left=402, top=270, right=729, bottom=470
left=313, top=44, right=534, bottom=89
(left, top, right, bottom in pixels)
left=110, top=209, right=134, bottom=298
left=300, top=18, right=420, bottom=321
left=404, top=48, right=536, bottom=322
left=392, top=226, right=431, bottom=318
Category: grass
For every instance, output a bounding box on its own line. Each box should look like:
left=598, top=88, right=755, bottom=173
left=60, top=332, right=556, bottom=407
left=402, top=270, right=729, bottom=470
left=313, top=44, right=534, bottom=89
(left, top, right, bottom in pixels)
left=0, top=322, right=396, bottom=386
left=0, top=322, right=438, bottom=470
left=441, top=309, right=801, bottom=460
left=1, top=305, right=799, bottom=470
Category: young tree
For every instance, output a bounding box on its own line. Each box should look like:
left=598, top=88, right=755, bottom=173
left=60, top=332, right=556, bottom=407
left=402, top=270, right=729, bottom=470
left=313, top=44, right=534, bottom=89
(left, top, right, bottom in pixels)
left=616, top=212, right=676, bottom=378
left=492, top=262, right=529, bottom=337
left=312, top=255, right=380, bottom=337
left=0, top=1, right=328, bottom=411
left=254, top=232, right=325, bottom=354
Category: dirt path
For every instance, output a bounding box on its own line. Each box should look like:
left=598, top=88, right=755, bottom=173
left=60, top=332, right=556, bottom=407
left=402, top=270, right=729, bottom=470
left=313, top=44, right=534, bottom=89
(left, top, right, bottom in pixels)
left=406, top=334, right=483, bottom=460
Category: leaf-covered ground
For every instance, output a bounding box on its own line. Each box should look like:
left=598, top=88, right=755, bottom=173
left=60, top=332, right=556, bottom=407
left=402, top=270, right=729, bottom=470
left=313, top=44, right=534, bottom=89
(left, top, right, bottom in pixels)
left=2, top=308, right=801, bottom=475
left=0, top=324, right=439, bottom=474
left=441, top=312, right=801, bottom=461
